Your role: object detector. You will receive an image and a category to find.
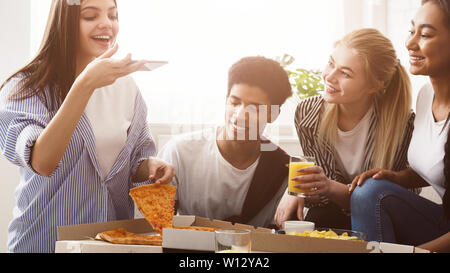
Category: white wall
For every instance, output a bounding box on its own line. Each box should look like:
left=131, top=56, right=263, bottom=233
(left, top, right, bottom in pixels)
left=344, top=0, right=429, bottom=105
left=386, top=0, right=429, bottom=102
left=0, top=0, right=31, bottom=253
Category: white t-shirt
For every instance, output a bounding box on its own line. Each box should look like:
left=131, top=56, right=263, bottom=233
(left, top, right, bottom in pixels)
left=408, top=83, right=448, bottom=199
left=85, top=76, right=138, bottom=180
left=335, top=106, right=373, bottom=180
left=157, top=127, right=287, bottom=227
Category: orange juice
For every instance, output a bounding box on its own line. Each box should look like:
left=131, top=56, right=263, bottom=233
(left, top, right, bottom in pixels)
left=288, top=161, right=315, bottom=196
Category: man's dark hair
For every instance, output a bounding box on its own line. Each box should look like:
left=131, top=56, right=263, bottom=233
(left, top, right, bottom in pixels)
left=227, top=56, right=292, bottom=105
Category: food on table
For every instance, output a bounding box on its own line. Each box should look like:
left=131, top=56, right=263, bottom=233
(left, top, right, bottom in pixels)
left=174, top=226, right=219, bottom=232
left=129, top=184, right=177, bottom=234
left=95, top=228, right=162, bottom=246
left=290, top=229, right=360, bottom=240
left=95, top=184, right=220, bottom=246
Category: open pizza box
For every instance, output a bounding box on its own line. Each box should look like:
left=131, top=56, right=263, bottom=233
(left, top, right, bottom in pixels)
left=251, top=233, right=430, bottom=253
left=55, top=217, right=163, bottom=253
left=55, top=214, right=269, bottom=253
left=162, top=215, right=271, bottom=252
left=163, top=218, right=370, bottom=253
left=251, top=233, right=429, bottom=253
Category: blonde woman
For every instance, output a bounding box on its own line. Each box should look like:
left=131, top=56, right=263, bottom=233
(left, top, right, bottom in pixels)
left=275, top=28, right=415, bottom=229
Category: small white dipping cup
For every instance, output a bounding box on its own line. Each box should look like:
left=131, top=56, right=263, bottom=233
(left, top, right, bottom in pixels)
left=283, top=221, right=315, bottom=235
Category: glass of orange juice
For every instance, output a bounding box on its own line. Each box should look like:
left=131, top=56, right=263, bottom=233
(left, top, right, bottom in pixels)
left=288, top=156, right=316, bottom=197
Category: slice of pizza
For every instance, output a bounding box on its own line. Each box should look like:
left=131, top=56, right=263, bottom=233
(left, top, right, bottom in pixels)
left=129, top=184, right=177, bottom=234
left=95, top=228, right=162, bottom=246
left=173, top=226, right=218, bottom=232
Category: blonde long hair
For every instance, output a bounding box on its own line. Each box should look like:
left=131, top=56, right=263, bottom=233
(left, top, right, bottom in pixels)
left=318, top=28, right=412, bottom=170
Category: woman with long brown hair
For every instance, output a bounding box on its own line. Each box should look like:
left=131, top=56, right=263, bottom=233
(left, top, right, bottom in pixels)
left=0, top=0, right=174, bottom=253
left=350, top=0, right=450, bottom=252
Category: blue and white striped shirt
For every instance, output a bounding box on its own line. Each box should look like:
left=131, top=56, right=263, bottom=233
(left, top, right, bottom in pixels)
left=0, top=76, right=155, bottom=253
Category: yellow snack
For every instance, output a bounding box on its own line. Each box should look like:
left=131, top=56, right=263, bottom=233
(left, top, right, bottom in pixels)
left=293, top=229, right=359, bottom=240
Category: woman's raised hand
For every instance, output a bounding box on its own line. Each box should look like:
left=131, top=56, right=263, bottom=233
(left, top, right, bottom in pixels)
left=77, top=44, right=149, bottom=91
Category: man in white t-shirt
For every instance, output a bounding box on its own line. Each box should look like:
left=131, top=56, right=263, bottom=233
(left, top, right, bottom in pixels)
left=158, top=56, right=293, bottom=228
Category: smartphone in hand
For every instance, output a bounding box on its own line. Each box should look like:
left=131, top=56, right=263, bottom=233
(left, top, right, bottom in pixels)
left=128, top=60, right=168, bottom=71
left=144, top=61, right=168, bottom=71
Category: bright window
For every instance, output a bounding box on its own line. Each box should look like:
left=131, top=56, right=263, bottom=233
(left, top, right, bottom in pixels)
left=118, top=0, right=347, bottom=126
left=31, top=0, right=346, bottom=128
left=30, top=0, right=429, bottom=128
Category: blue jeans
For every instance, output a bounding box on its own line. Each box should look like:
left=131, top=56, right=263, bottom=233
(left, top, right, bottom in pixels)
left=351, top=178, right=450, bottom=245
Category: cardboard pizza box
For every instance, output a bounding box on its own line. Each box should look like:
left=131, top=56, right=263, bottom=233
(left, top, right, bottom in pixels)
left=162, top=215, right=271, bottom=252
left=250, top=231, right=372, bottom=253
left=56, top=218, right=162, bottom=253
left=378, top=242, right=415, bottom=253
left=55, top=239, right=162, bottom=253
left=164, top=216, right=371, bottom=253
left=414, top=247, right=431, bottom=253
left=379, top=242, right=432, bottom=253
left=263, top=236, right=433, bottom=253
left=55, top=215, right=266, bottom=253
left=251, top=234, right=430, bottom=253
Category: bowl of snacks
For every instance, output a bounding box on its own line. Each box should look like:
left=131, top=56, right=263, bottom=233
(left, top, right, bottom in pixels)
left=277, top=228, right=367, bottom=241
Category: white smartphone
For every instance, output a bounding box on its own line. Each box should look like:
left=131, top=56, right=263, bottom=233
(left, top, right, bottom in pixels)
left=144, top=61, right=168, bottom=71
left=128, top=60, right=168, bottom=71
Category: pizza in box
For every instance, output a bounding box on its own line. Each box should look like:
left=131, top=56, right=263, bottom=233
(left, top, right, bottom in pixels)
left=95, top=228, right=162, bottom=246
left=95, top=184, right=217, bottom=246
left=95, top=184, right=177, bottom=245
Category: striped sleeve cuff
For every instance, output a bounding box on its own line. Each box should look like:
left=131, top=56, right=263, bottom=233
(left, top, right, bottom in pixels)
left=15, top=124, right=44, bottom=175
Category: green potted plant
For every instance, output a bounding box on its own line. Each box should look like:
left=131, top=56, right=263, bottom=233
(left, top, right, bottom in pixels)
left=277, top=54, right=324, bottom=100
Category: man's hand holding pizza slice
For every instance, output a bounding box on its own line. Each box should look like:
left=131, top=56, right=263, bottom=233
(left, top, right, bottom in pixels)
left=133, top=156, right=175, bottom=185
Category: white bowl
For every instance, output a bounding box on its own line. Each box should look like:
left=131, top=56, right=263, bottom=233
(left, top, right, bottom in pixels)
left=283, top=221, right=315, bottom=234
